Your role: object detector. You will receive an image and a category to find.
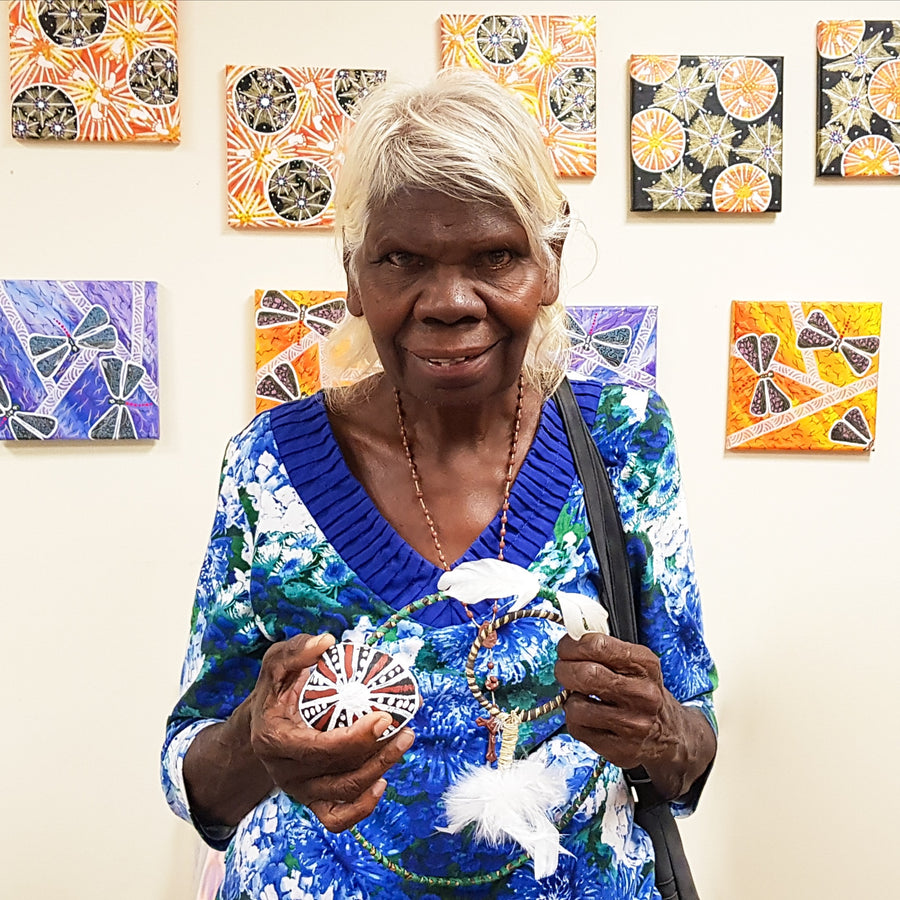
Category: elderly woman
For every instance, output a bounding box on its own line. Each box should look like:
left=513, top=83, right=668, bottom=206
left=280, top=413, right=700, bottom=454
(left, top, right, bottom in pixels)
left=162, top=70, right=716, bottom=899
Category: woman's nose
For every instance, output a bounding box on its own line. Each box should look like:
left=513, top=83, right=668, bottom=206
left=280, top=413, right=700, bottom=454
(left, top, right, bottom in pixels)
left=414, top=264, right=485, bottom=323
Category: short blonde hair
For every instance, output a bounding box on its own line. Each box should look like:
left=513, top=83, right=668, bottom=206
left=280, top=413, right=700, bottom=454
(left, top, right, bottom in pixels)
left=324, top=69, right=571, bottom=399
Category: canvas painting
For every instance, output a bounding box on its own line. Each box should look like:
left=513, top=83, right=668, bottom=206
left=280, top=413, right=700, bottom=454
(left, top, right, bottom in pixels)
left=725, top=301, right=881, bottom=451
left=255, top=289, right=348, bottom=413
left=440, top=14, right=596, bottom=177
left=565, top=305, right=657, bottom=389
left=226, top=66, right=386, bottom=228
left=630, top=54, right=783, bottom=212
left=816, top=20, right=900, bottom=176
left=9, top=0, right=179, bottom=142
left=0, top=280, right=159, bottom=440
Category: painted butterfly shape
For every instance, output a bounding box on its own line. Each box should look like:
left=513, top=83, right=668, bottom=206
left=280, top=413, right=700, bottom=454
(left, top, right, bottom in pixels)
left=829, top=406, right=873, bottom=450
left=0, top=373, right=57, bottom=439
left=89, top=357, right=146, bottom=440
left=565, top=314, right=633, bottom=367
left=255, top=290, right=347, bottom=337
left=796, top=309, right=880, bottom=376
left=27, top=305, right=118, bottom=378
left=735, top=332, right=792, bottom=417
left=256, top=362, right=301, bottom=404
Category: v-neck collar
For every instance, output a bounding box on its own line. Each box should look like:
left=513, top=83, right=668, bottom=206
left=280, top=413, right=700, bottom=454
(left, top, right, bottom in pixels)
left=269, top=383, right=598, bottom=626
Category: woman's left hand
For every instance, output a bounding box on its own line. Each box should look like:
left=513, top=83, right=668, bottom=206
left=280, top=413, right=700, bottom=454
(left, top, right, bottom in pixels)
left=555, top=633, right=715, bottom=800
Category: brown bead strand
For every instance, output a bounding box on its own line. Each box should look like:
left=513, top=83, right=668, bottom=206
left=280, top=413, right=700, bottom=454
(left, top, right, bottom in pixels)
left=395, top=374, right=524, bottom=574
left=395, top=375, right=525, bottom=754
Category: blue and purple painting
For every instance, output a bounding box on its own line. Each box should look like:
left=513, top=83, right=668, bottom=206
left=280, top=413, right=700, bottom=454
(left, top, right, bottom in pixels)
left=565, top=305, right=658, bottom=388
left=0, top=280, right=159, bottom=441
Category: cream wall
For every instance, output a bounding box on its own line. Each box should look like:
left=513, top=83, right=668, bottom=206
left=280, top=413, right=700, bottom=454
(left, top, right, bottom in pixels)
left=1, top=1, right=897, bottom=897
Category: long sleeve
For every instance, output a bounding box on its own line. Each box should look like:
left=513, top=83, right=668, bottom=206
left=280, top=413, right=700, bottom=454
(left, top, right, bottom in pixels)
left=161, top=433, right=270, bottom=834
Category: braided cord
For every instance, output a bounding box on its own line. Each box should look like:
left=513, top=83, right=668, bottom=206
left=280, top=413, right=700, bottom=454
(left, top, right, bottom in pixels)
left=349, top=756, right=605, bottom=886
left=353, top=585, right=583, bottom=885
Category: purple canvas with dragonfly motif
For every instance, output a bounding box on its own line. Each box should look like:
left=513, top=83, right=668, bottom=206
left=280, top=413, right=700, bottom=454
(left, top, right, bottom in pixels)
left=565, top=305, right=657, bottom=389
left=0, top=279, right=159, bottom=441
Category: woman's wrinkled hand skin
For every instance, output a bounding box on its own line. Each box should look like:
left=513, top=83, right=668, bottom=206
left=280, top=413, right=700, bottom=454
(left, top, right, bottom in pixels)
left=555, top=633, right=714, bottom=800
left=247, top=633, right=415, bottom=832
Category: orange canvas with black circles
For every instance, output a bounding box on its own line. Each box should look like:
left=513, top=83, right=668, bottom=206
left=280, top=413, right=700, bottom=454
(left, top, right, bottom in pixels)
left=441, top=14, right=596, bottom=177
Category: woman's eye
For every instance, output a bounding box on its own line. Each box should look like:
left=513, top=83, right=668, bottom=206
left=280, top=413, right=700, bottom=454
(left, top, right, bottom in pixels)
left=385, top=251, right=419, bottom=268
left=484, top=249, right=513, bottom=268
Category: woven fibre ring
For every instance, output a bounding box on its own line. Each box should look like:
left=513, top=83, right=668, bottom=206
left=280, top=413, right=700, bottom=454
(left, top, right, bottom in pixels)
left=466, top=605, right=569, bottom=720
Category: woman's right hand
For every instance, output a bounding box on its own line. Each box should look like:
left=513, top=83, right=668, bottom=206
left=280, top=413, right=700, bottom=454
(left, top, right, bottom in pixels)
left=246, top=632, right=415, bottom=832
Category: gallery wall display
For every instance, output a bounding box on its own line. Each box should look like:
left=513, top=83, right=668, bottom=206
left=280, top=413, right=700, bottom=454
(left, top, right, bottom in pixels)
left=255, top=289, right=348, bottom=412
left=226, top=67, right=386, bottom=228
left=816, top=19, right=900, bottom=176
left=565, top=305, right=657, bottom=388
left=630, top=54, right=783, bottom=212
left=441, top=13, right=597, bottom=177
left=725, top=300, right=880, bottom=451
left=9, top=0, right=179, bottom=142
left=0, top=280, right=160, bottom=440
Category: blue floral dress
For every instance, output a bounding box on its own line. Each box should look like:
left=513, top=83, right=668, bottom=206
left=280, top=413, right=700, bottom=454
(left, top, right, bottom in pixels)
left=161, top=378, right=717, bottom=900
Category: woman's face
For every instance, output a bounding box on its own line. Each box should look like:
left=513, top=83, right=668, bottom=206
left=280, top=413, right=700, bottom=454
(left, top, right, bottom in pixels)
left=347, top=188, right=558, bottom=406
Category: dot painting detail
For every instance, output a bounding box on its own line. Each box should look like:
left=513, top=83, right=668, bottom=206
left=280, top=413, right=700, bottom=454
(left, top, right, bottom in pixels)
left=441, top=14, right=597, bottom=177
left=630, top=54, right=783, bottom=212
left=298, top=642, right=422, bottom=740
left=225, top=66, right=386, bottom=228
left=9, top=0, right=180, bottom=142
left=817, top=20, right=900, bottom=176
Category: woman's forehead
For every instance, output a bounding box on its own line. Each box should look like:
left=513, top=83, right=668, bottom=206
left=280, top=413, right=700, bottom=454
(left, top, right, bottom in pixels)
left=365, top=188, right=525, bottom=239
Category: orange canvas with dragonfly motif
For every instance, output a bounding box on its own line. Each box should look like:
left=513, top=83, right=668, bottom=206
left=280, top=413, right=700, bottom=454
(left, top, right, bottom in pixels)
left=726, top=301, right=881, bottom=451
left=254, top=289, right=348, bottom=413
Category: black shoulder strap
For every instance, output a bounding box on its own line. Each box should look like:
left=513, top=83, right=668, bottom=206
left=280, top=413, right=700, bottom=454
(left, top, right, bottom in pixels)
left=552, top=378, right=637, bottom=643
left=552, top=377, right=700, bottom=900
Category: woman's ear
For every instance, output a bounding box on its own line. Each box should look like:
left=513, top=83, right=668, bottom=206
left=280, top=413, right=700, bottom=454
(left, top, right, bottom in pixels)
left=343, top=249, right=364, bottom=317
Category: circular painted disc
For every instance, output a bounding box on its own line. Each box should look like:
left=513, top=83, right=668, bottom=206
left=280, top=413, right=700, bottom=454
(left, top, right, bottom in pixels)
left=298, top=641, right=421, bottom=740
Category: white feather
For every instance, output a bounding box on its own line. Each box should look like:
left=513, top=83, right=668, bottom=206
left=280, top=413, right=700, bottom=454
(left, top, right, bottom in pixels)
left=556, top=591, right=610, bottom=640
left=437, top=559, right=540, bottom=608
left=439, top=755, right=572, bottom=879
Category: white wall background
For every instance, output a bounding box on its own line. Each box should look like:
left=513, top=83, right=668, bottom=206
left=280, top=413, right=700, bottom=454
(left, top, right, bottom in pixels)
left=1, top=1, right=897, bottom=897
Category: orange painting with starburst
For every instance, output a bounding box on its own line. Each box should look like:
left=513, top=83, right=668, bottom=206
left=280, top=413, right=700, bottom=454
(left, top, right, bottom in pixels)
left=226, top=66, right=386, bottom=228
left=440, top=14, right=596, bottom=177
left=726, top=301, right=881, bottom=451
left=254, top=289, right=349, bottom=413
left=9, top=0, right=179, bottom=142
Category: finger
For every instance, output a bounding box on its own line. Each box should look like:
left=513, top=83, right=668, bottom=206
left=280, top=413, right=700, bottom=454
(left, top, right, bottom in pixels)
left=307, top=779, right=388, bottom=833
left=555, top=658, right=631, bottom=701
left=261, top=632, right=337, bottom=693
left=556, top=633, right=655, bottom=676
left=299, top=728, right=415, bottom=799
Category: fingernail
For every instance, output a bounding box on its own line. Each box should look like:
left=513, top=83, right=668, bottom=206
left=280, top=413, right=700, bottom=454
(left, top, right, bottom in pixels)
left=373, top=779, right=387, bottom=799
left=396, top=729, right=414, bottom=752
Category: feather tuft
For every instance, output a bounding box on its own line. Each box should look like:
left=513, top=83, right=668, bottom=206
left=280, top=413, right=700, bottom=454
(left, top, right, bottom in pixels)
left=439, top=755, right=572, bottom=879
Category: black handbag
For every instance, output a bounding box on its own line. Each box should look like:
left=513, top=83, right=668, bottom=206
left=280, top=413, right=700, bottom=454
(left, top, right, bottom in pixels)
left=553, top=377, right=701, bottom=900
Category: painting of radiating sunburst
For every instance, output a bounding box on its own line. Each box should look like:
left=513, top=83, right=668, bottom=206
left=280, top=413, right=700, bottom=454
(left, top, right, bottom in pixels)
left=630, top=54, right=783, bottom=212
left=0, top=279, right=159, bottom=440
left=817, top=20, right=900, bottom=176
left=226, top=67, right=386, bottom=228
left=254, top=289, right=349, bottom=412
left=440, top=14, right=596, bottom=177
left=565, top=305, right=657, bottom=389
left=725, top=300, right=881, bottom=451
left=9, top=0, right=179, bottom=142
